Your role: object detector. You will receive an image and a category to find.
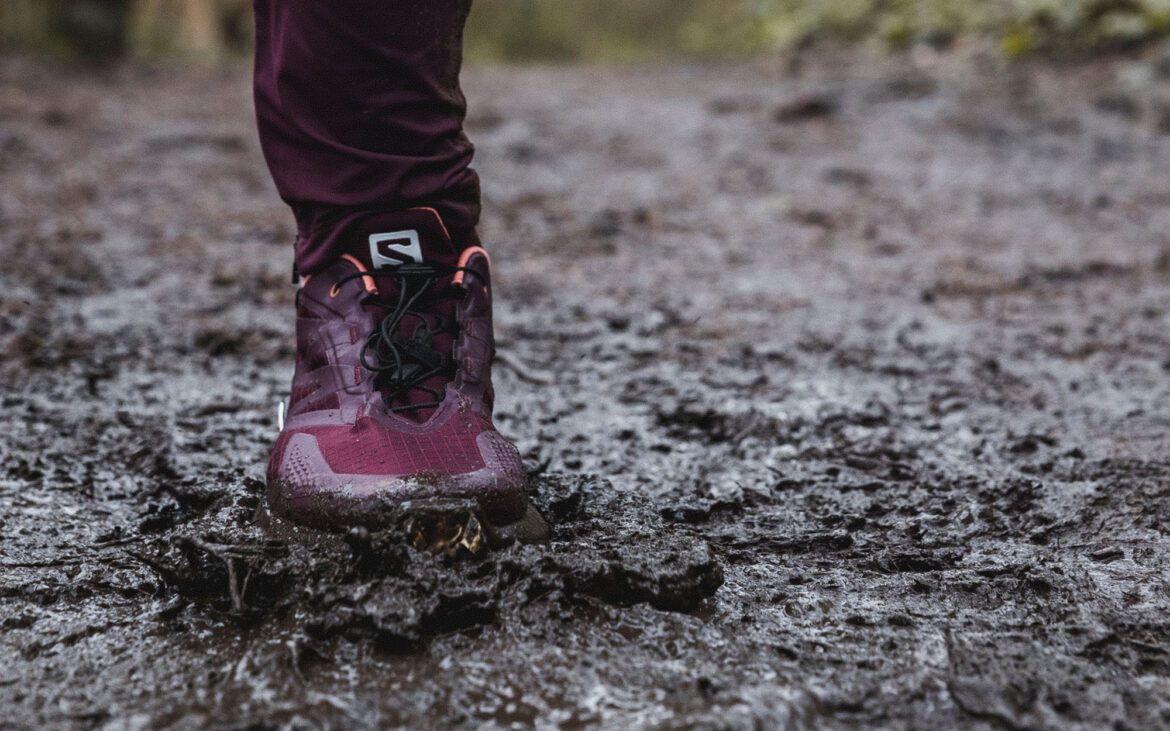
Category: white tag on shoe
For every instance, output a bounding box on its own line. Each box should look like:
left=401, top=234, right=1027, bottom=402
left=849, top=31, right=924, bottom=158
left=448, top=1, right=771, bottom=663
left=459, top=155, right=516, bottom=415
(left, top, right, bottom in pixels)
left=369, top=230, right=424, bottom=268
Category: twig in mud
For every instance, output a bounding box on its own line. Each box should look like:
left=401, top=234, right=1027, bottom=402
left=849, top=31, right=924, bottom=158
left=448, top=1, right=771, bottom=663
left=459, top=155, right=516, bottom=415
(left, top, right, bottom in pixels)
left=223, top=556, right=243, bottom=612
left=177, top=536, right=253, bottom=612
left=239, top=565, right=253, bottom=607
left=288, top=639, right=307, bottom=685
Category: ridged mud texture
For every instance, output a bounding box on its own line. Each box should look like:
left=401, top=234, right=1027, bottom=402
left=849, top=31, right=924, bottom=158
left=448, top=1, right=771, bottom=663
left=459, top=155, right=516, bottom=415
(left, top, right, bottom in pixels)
left=136, top=477, right=718, bottom=649
left=4, top=49, right=1170, bottom=726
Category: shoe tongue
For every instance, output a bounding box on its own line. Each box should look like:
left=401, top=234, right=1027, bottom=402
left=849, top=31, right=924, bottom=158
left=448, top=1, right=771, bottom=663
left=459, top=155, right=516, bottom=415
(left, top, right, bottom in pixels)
left=344, top=209, right=461, bottom=422
left=345, top=208, right=460, bottom=272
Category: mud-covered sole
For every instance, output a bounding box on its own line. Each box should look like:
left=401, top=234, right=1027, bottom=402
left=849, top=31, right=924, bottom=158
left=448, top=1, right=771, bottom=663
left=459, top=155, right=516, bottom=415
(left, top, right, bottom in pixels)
left=263, top=486, right=550, bottom=553
left=267, top=472, right=532, bottom=527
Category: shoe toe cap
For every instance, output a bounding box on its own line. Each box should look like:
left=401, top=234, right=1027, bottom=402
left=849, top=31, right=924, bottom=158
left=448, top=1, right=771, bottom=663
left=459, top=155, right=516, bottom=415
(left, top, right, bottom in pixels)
left=268, top=430, right=527, bottom=529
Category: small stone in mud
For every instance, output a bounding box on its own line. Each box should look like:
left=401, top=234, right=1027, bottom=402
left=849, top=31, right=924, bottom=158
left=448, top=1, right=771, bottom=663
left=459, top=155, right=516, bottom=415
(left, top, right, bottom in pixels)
left=1089, top=545, right=1123, bottom=562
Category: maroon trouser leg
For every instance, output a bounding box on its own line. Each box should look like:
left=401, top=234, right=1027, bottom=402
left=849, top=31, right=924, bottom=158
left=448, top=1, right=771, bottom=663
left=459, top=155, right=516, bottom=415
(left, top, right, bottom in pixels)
left=253, top=0, right=479, bottom=275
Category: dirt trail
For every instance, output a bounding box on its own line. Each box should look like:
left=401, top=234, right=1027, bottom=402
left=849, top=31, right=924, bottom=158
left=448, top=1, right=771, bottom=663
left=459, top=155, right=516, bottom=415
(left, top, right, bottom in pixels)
left=3, top=49, right=1170, bottom=727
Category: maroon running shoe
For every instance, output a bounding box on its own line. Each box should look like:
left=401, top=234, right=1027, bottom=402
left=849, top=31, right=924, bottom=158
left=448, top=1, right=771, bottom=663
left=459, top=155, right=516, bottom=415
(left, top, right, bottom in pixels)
left=266, top=208, right=529, bottom=530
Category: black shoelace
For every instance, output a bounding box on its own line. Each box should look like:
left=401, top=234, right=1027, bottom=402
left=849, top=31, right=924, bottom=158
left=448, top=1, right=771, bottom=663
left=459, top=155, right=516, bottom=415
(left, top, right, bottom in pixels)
left=333, top=263, right=478, bottom=413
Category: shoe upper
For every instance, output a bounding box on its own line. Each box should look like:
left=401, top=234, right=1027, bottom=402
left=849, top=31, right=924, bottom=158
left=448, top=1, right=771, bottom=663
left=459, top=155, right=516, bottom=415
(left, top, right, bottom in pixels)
left=266, top=208, right=526, bottom=527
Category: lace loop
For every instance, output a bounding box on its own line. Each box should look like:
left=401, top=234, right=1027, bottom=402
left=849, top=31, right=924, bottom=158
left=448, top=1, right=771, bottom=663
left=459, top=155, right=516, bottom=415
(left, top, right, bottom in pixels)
left=334, top=263, right=481, bottom=413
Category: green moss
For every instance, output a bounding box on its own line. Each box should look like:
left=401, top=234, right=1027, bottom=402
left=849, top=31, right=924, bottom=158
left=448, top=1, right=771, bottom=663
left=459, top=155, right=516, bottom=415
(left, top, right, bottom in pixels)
left=1, top=0, right=130, bottom=59
left=467, top=0, right=1170, bottom=61
left=1001, top=27, right=1036, bottom=58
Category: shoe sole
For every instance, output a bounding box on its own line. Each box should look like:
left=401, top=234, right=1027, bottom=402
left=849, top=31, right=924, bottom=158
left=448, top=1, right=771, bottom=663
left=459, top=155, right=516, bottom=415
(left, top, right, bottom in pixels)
left=264, top=480, right=550, bottom=549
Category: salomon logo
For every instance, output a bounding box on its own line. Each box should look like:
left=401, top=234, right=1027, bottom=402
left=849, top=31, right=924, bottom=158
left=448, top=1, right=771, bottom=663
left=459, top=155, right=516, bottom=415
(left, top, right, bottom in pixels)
left=369, top=230, right=423, bottom=268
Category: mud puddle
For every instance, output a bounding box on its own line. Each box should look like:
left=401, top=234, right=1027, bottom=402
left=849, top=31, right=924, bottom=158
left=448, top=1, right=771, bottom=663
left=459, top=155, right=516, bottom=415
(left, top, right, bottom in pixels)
left=3, top=48, right=1170, bottom=727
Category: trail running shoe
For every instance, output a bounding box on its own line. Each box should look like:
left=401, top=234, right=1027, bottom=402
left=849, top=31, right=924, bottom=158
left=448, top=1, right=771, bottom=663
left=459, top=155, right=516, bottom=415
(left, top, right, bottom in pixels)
left=266, top=208, right=529, bottom=530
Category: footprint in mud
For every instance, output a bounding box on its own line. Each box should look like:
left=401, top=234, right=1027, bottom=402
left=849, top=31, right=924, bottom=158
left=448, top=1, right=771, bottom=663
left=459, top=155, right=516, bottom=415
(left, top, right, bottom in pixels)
left=137, top=475, right=723, bottom=651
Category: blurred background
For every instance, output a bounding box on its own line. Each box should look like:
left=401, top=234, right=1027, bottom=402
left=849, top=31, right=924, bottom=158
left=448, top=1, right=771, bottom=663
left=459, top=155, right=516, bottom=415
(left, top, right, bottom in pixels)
left=4, top=0, right=1170, bottom=62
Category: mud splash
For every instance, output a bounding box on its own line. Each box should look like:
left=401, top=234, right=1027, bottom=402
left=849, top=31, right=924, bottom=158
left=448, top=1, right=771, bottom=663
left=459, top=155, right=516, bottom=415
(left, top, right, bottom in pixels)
left=136, top=475, right=721, bottom=648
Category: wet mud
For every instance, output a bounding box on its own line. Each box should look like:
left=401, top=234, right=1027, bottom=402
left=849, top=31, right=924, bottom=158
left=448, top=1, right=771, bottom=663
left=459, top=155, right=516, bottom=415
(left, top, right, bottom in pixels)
left=3, top=49, right=1170, bottom=727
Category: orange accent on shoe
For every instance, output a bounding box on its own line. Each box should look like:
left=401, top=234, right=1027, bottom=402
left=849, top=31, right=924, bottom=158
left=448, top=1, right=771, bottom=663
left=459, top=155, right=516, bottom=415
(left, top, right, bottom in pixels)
left=454, top=246, right=491, bottom=285
left=341, top=254, right=377, bottom=293
left=414, top=207, right=452, bottom=242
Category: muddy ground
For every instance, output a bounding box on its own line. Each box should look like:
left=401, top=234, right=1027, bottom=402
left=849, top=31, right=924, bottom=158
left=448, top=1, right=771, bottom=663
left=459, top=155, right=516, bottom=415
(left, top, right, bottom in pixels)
left=3, top=46, right=1170, bottom=728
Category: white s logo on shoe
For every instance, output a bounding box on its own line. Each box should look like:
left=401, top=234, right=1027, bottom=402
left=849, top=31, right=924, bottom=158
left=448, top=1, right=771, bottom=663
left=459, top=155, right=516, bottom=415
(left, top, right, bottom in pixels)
left=369, top=230, right=423, bottom=268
